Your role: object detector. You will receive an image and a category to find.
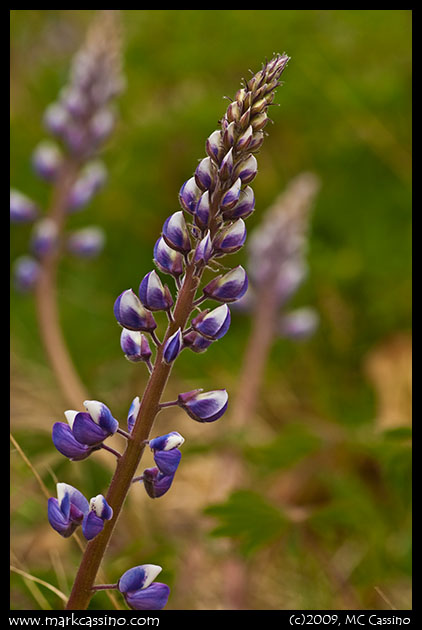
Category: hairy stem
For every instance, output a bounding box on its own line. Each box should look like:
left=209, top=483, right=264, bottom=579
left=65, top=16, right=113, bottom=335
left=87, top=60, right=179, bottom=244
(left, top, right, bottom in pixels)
left=66, top=264, right=200, bottom=610
left=34, top=159, right=89, bottom=408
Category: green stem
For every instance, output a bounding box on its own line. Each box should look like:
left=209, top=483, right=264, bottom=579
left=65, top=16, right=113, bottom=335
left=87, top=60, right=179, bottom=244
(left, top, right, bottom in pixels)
left=66, top=263, right=200, bottom=610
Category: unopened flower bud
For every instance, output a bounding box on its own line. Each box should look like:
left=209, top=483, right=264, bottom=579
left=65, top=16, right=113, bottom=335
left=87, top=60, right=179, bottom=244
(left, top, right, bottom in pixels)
left=220, top=178, right=241, bottom=211
left=222, top=186, right=255, bottom=220
left=10, top=190, right=38, bottom=223
left=67, top=226, right=105, bottom=258
left=43, top=102, right=70, bottom=136
left=183, top=331, right=213, bottom=353
left=162, top=328, right=183, bottom=364
left=206, top=129, right=223, bottom=163
left=193, top=231, right=213, bottom=264
left=32, top=141, right=63, bottom=181
left=139, top=271, right=174, bottom=312
left=162, top=212, right=191, bottom=254
left=120, top=329, right=152, bottom=364
left=127, top=396, right=140, bottom=433
left=234, top=153, right=258, bottom=184
left=191, top=304, right=231, bottom=340
left=13, top=256, right=40, bottom=293
left=203, top=265, right=248, bottom=303
left=219, top=147, right=234, bottom=180
left=179, top=177, right=202, bottom=215
left=31, top=218, right=58, bottom=258
left=194, top=191, right=211, bottom=229
left=195, top=157, right=216, bottom=191
left=213, top=218, right=247, bottom=255
left=114, top=289, right=157, bottom=332
left=177, top=389, right=228, bottom=423
left=153, top=237, right=184, bottom=278
left=279, top=307, right=319, bottom=340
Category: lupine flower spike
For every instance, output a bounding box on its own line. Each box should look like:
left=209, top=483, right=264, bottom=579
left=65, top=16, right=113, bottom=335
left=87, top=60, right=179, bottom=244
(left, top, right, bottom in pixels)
left=51, top=53, right=290, bottom=611
left=11, top=10, right=124, bottom=413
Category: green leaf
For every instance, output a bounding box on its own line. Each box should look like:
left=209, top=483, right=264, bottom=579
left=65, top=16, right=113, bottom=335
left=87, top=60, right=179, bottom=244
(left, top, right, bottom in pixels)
left=204, top=489, right=286, bottom=556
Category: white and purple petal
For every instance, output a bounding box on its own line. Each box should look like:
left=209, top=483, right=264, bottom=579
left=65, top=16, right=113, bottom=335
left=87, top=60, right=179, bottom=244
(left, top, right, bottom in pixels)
left=118, top=565, right=163, bottom=594
left=153, top=449, right=182, bottom=476
left=124, top=583, right=170, bottom=611
left=83, top=400, right=119, bottom=435
left=153, top=237, right=184, bottom=277
left=179, top=177, right=202, bottom=215
left=149, top=431, right=185, bottom=452
left=178, top=389, right=228, bottom=423
left=52, top=423, right=94, bottom=461
left=162, top=212, right=191, bottom=254
left=139, top=271, right=174, bottom=312
left=127, top=396, right=140, bottom=433
left=162, top=328, right=183, bottom=364
left=191, top=304, right=231, bottom=340
left=203, top=265, right=248, bottom=303
left=114, top=289, right=157, bottom=332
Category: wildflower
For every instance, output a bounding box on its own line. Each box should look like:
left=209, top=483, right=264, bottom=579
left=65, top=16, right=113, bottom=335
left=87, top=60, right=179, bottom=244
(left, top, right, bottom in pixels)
left=114, top=289, right=157, bottom=332
left=191, top=304, right=231, bottom=340
left=82, top=494, right=113, bottom=540
left=48, top=483, right=89, bottom=537
left=118, top=565, right=170, bottom=610
left=10, top=190, right=38, bottom=223
left=162, top=328, right=183, bottom=364
left=177, top=389, right=228, bottom=423
left=138, top=271, right=174, bottom=312
left=202, top=265, right=248, bottom=303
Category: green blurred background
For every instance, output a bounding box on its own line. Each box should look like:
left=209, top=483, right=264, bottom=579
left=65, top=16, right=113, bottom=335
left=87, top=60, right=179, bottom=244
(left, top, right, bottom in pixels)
left=10, top=10, right=411, bottom=610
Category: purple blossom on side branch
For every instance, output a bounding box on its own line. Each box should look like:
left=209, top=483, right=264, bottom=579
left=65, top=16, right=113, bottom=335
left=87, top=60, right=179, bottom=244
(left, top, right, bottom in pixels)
left=50, top=53, right=290, bottom=611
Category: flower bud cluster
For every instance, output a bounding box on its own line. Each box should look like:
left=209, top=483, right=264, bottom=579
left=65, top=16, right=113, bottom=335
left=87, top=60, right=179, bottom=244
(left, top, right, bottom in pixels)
left=11, top=11, right=124, bottom=292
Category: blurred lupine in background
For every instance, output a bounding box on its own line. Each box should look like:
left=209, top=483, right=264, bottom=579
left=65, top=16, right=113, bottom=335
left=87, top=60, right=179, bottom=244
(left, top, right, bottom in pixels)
left=44, top=53, right=290, bottom=611
left=10, top=9, right=124, bottom=408
left=231, top=171, right=321, bottom=425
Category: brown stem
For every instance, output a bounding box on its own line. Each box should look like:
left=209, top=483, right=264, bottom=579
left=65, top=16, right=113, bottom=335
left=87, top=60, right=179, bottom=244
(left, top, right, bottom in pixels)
left=66, top=264, right=200, bottom=610
left=34, top=159, right=89, bottom=408
left=231, top=284, right=279, bottom=426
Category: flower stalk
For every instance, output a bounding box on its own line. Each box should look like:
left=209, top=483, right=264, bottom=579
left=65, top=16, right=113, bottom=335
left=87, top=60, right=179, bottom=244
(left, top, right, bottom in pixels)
left=54, top=53, right=291, bottom=610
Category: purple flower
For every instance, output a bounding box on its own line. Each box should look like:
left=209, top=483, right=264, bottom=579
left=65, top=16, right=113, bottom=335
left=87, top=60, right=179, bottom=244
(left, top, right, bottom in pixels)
left=162, top=211, right=191, bottom=254
left=195, top=157, right=216, bottom=191
left=149, top=431, right=185, bottom=476
left=279, top=307, right=319, bottom=340
left=83, top=400, right=119, bottom=436
left=139, top=271, right=174, bottom=312
left=118, top=565, right=170, bottom=610
left=114, top=289, right=157, bottom=332
left=142, top=467, right=175, bottom=499
left=193, top=231, right=213, bottom=264
left=183, top=331, right=214, bottom=353
left=162, top=328, right=183, bottom=364
left=153, top=237, right=184, bottom=278
left=179, top=177, right=202, bottom=215
left=206, top=129, right=223, bottom=163
left=120, top=329, right=152, bottom=364
left=30, top=218, right=58, bottom=258
left=220, top=178, right=241, bottom=211
left=13, top=256, right=40, bottom=293
left=194, top=191, right=211, bottom=229
left=52, top=422, right=96, bottom=461
left=10, top=189, right=39, bottom=223
left=82, top=494, right=113, bottom=541
left=191, top=304, right=231, bottom=340
left=47, top=483, right=89, bottom=537
left=32, top=141, right=63, bottom=181
left=222, top=186, right=255, bottom=221
left=67, top=226, right=105, bottom=258
left=234, top=153, right=258, bottom=184
left=202, top=265, right=248, bottom=303
left=127, top=396, right=140, bottom=434
left=213, top=219, right=247, bottom=255
left=177, top=389, right=228, bottom=423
